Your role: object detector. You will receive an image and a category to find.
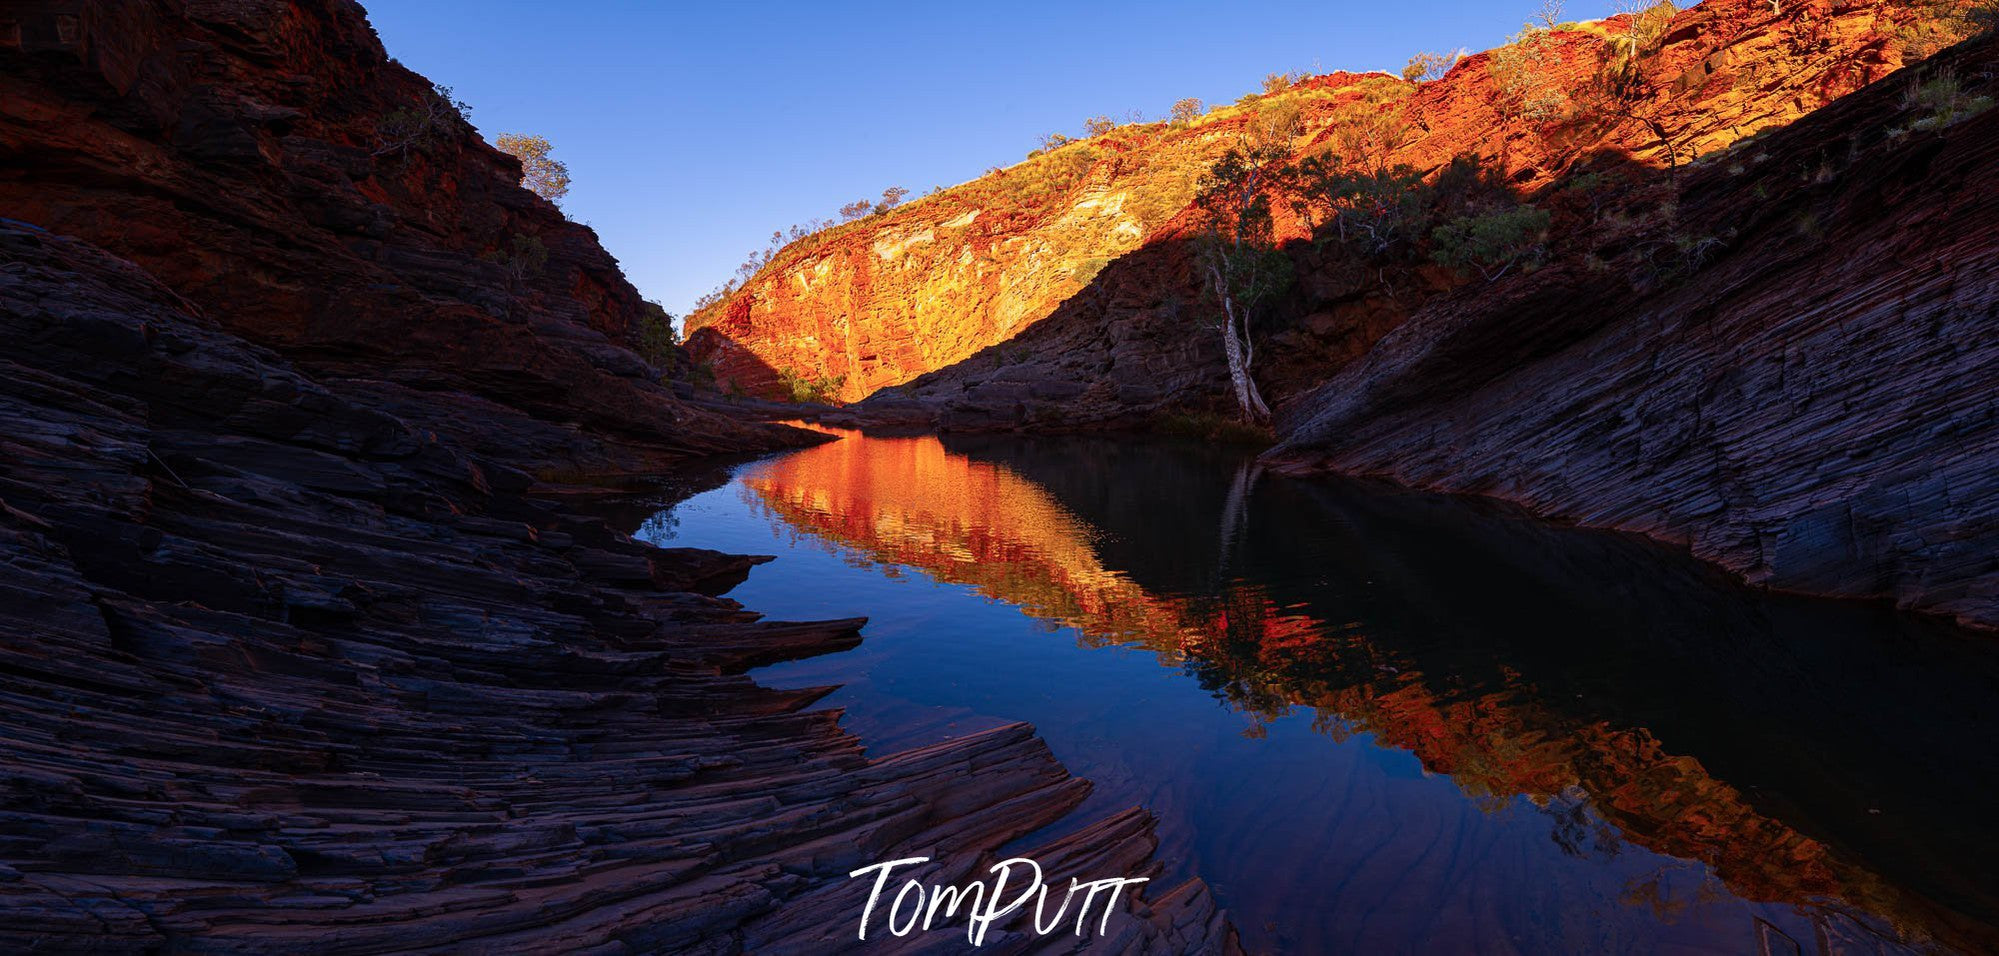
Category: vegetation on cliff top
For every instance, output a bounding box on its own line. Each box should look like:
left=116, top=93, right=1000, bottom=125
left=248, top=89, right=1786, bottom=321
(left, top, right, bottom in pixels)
left=688, top=0, right=1995, bottom=405
left=494, top=133, right=571, bottom=204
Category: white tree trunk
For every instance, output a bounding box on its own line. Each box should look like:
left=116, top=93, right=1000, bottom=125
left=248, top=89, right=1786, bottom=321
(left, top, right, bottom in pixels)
left=1221, top=312, right=1256, bottom=421
left=1222, top=315, right=1272, bottom=422
left=1211, top=265, right=1272, bottom=424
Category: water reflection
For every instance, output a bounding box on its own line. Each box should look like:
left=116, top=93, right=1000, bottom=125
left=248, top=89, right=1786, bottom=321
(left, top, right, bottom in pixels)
left=652, top=426, right=1999, bottom=954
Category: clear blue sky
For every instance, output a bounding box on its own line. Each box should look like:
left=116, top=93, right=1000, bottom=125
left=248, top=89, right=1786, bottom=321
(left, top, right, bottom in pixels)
left=365, top=0, right=1621, bottom=318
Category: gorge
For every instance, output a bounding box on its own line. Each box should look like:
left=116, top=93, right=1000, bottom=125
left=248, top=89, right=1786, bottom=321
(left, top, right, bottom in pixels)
left=2, top=0, right=1997, bottom=952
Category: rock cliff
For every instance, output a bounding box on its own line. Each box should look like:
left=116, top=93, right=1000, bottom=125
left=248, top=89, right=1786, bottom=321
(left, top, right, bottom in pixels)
left=0, top=1, right=1235, bottom=949
left=691, top=0, right=1924, bottom=420
left=689, top=0, right=1999, bottom=629
left=0, top=0, right=795, bottom=473
left=1270, top=30, right=1999, bottom=631
left=686, top=69, right=1396, bottom=403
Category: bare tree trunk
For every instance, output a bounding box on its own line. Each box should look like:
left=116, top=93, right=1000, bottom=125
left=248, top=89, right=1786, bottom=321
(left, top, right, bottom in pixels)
left=1239, top=313, right=1272, bottom=420
left=1209, top=263, right=1272, bottom=424
left=1220, top=312, right=1270, bottom=423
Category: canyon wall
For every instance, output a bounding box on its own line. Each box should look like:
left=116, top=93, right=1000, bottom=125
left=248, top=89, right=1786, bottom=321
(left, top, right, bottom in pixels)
left=1270, top=32, right=1999, bottom=630
left=0, top=220, right=1234, bottom=951
left=685, top=70, right=1389, bottom=402
left=0, top=0, right=793, bottom=472
left=699, top=0, right=1999, bottom=630
left=0, top=1, right=1236, bottom=948
left=692, top=0, right=1918, bottom=419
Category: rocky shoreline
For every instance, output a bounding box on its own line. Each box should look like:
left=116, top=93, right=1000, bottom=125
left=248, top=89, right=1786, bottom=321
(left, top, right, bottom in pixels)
left=0, top=222, right=1235, bottom=951
left=0, top=1, right=1234, bottom=949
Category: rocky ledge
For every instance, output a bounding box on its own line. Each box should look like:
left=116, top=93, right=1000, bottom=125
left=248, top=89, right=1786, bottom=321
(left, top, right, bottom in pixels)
left=0, top=222, right=1236, bottom=951
left=1269, top=33, right=1999, bottom=630
left=0, top=2, right=1231, bottom=945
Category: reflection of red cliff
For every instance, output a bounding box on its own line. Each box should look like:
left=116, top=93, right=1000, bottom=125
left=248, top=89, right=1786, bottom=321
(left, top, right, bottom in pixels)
left=746, top=429, right=1203, bottom=645
left=749, top=429, right=1992, bottom=952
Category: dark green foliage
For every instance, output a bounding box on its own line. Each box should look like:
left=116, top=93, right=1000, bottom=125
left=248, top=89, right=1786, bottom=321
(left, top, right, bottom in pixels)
left=778, top=369, right=845, bottom=404
left=1430, top=204, right=1552, bottom=280
left=636, top=300, right=678, bottom=371
left=1291, top=157, right=1430, bottom=259
left=1155, top=411, right=1274, bottom=445
left=481, top=233, right=547, bottom=285
left=375, top=83, right=471, bottom=159
left=1193, top=141, right=1296, bottom=422
left=1195, top=146, right=1295, bottom=317
left=1905, top=67, right=1996, bottom=131
left=1632, top=231, right=1726, bottom=286
left=1286, top=151, right=1516, bottom=291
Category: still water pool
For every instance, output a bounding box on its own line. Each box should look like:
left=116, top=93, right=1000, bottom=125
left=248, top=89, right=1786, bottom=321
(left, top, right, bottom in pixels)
left=638, top=427, right=1999, bottom=954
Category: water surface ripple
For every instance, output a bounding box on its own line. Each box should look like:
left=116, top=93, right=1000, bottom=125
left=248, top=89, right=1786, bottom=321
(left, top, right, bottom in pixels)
left=639, top=428, right=1999, bottom=954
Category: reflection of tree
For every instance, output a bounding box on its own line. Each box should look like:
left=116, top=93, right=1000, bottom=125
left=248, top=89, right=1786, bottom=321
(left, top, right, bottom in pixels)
left=638, top=510, right=679, bottom=542
left=740, top=429, right=1974, bottom=952
left=1545, top=786, right=1621, bottom=862
left=1214, top=460, right=1261, bottom=581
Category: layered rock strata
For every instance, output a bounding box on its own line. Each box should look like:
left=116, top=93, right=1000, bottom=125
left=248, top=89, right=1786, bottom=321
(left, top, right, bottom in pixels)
left=0, top=0, right=1237, bottom=948
left=0, top=222, right=1235, bottom=952
left=0, top=0, right=781, bottom=474
left=697, top=0, right=1923, bottom=420
left=1271, top=32, right=1999, bottom=630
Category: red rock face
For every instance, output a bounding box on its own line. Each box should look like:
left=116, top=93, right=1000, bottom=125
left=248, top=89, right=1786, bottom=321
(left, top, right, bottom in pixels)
left=1269, top=31, right=1999, bottom=631
left=685, top=71, right=1394, bottom=402
left=0, top=0, right=793, bottom=472
left=0, top=4, right=1238, bottom=949
left=691, top=0, right=1919, bottom=409
left=686, top=0, right=1999, bottom=630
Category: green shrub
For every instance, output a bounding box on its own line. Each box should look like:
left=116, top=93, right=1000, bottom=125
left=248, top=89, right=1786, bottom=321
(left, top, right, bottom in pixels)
left=1895, top=0, right=1999, bottom=59
left=1602, top=1, right=1678, bottom=90
left=1261, top=71, right=1307, bottom=94
left=635, top=299, right=678, bottom=370
left=994, top=144, right=1097, bottom=204
left=1402, top=50, right=1461, bottom=83
left=1430, top=204, right=1551, bottom=280
left=480, top=233, right=547, bottom=285
left=375, top=83, right=471, bottom=159
left=1905, top=68, right=1996, bottom=130
left=1492, top=27, right=1568, bottom=123
left=1292, top=157, right=1430, bottom=259
left=1634, top=231, right=1726, bottom=286
left=1155, top=411, right=1274, bottom=445
left=777, top=369, right=846, bottom=404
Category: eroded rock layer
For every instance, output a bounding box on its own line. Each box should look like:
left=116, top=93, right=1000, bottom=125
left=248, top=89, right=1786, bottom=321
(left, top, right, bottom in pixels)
left=0, top=0, right=1237, bottom=948
left=0, top=0, right=783, bottom=474
left=0, top=220, right=1235, bottom=953
left=697, top=0, right=1923, bottom=416
left=1270, top=33, right=1999, bottom=630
